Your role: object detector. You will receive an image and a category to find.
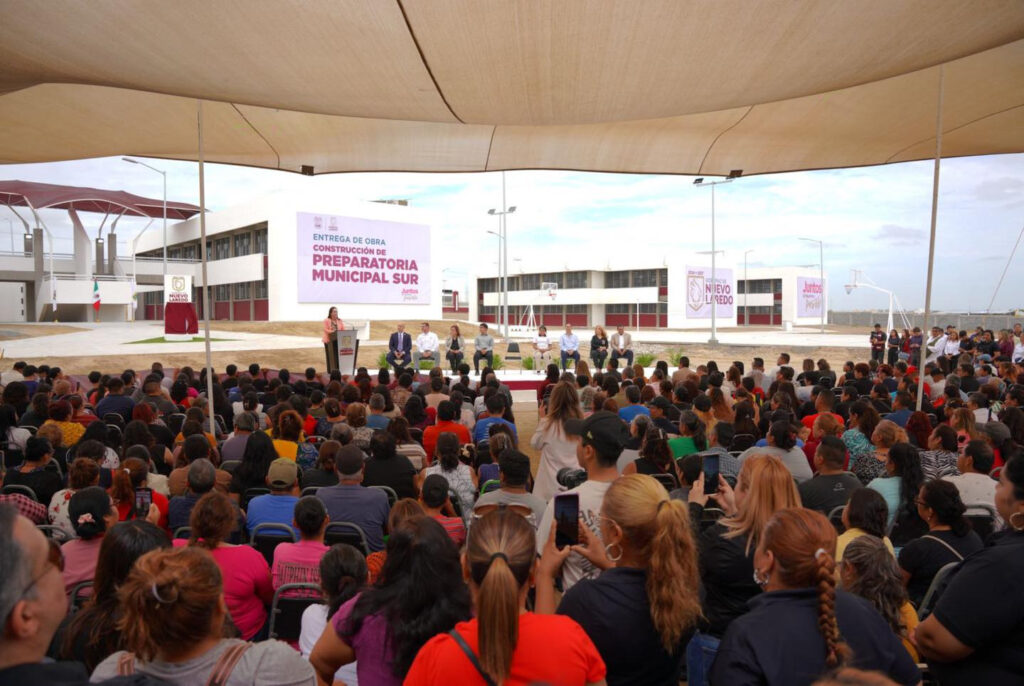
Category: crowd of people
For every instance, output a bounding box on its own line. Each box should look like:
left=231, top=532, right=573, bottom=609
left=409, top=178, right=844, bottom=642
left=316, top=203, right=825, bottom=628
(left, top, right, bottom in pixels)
left=0, top=320, right=1022, bottom=686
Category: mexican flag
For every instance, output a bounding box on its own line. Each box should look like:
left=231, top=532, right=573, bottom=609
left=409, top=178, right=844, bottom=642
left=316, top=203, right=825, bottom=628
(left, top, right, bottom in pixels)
left=92, top=279, right=101, bottom=311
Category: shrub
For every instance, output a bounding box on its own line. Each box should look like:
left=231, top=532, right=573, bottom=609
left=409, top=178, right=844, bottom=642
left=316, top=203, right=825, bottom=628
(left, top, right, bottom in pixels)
left=375, top=350, right=433, bottom=370
left=635, top=352, right=656, bottom=367
left=522, top=356, right=535, bottom=370
left=491, top=353, right=504, bottom=371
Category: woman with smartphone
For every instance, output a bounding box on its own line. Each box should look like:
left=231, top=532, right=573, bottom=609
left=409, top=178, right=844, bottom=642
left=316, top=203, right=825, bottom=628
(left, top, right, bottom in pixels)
left=684, top=454, right=801, bottom=686
left=110, top=457, right=169, bottom=531
left=536, top=474, right=700, bottom=685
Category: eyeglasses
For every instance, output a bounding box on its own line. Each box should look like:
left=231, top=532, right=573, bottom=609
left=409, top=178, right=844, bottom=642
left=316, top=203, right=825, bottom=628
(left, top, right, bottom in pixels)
left=19, top=538, right=64, bottom=601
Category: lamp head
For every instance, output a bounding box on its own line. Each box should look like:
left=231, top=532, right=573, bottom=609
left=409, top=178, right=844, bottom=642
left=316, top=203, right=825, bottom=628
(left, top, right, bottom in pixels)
left=693, top=177, right=704, bottom=185
left=508, top=206, right=517, bottom=213
left=487, top=209, right=497, bottom=215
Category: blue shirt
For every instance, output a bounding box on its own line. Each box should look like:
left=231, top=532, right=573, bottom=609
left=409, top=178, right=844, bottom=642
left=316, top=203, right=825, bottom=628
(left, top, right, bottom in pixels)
left=867, top=476, right=902, bottom=527
left=559, top=333, right=580, bottom=352
left=168, top=493, right=200, bottom=531
left=618, top=405, right=651, bottom=424
left=366, top=414, right=391, bottom=431
left=316, top=484, right=390, bottom=552
left=95, top=394, right=136, bottom=422
left=245, top=494, right=300, bottom=536
left=473, top=416, right=518, bottom=444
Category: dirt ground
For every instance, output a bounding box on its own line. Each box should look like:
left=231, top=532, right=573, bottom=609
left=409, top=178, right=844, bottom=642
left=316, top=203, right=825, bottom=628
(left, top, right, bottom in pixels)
left=0, top=323, right=86, bottom=342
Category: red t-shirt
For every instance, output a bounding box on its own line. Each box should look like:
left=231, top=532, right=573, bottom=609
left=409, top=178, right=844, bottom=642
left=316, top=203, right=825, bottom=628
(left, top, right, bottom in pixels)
left=116, top=490, right=169, bottom=531
left=800, top=412, right=845, bottom=430
left=405, top=613, right=605, bottom=686
left=423, top=420, right=471, bottom=461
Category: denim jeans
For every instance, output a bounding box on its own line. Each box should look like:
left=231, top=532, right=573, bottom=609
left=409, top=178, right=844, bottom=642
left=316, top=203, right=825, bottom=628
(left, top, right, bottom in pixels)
left=685, top=631, right=721, bottom=686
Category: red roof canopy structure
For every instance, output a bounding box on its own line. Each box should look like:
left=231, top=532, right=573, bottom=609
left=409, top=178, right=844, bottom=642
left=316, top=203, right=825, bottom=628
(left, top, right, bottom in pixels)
left=0, top=179, right=200, bottom=219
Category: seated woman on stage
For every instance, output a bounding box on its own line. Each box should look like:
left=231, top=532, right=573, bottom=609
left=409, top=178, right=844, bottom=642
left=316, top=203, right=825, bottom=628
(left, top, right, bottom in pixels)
left=443, top=325, right=465, bottom=373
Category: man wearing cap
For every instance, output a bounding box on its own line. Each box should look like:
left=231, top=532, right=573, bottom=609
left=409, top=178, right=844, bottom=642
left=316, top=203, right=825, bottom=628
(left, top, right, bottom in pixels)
left=315, top=444, right=390, bottom=552
left=246, top=458, right=302, bottom=536
left=535, top=411, right=628, bottom=591
left=646, top=396, right=677, bottom=434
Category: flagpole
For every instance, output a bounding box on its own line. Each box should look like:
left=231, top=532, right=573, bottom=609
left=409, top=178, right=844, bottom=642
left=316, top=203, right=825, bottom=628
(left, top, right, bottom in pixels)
left=197, top=101, right=215, bottom=408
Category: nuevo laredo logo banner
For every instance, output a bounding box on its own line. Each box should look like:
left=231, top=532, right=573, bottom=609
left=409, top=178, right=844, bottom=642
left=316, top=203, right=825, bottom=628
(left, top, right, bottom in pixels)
left=685, top=265, right=734, bottom=319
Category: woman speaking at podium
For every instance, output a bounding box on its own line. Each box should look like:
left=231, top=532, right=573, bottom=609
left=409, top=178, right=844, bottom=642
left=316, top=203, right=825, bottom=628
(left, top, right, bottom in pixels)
left=322, top=306, right=344, bottom=373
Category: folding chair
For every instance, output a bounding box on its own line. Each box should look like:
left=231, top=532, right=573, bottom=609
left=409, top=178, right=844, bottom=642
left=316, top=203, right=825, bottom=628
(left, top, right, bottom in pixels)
left=480, top=479, right=501, bottom=495
left=651, top=472, right=679, bottom=492
left=448, top=490, right=465, bottom=520
left=102, top=413, right=125, bottom=428
left=828, top=505, right=846, bottom=534
left=70, top=581, right=94, bottom=613
left=369, top=484, right=398, bottom=507
left=301, top=486, right=320, bottom=498
left=18, top=425, right=37, bottom=435
left=918, top=561, right=961, bottom=620
left=241, top=487, right=271, bottom=510
left=173, top=526, right=192, bottom=540
left=324, top=522, right=370, bottom=556
left=409, top=427, right=424, bottom=446
left=166, top=413, right=186, bottom=436
left=268, top=583, right=324, bottom=642
left=729, top=433, right=757, bottom=452
left=505, top=342, right=523, bottom=372
left=964, top=503, right=998, bottom=542
left=105, top=424, right=123, bottom=445
left=36, top=524, right=73, bottom=543
left=250, top=523, right=297, bottom=566
left=220, top=460, right=241, bottom=474
left=0, top=484, right=38, bottom=501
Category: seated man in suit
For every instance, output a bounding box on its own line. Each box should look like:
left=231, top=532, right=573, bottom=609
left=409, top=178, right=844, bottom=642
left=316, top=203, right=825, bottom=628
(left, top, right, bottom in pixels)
left=387, top=322, right=412, bottom=374
left=610, top=325, right=634, bottom=367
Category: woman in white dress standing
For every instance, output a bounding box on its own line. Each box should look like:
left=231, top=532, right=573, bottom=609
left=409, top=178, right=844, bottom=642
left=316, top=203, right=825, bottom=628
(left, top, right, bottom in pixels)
left=531, top=381, right=584, bottom=502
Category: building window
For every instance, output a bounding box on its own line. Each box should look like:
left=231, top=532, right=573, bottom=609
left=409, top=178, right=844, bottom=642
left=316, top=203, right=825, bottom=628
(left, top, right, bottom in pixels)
left=658, top=269, right=668, bottom=287
left=254, top=279, right=268, bottom=299
left=181, top=244, right=198, bottom=260
left=606, top=303, right=630, bottom=314
left=743, top=279, right=773, bottom=294
left=565, top=271, right=588, bottom=289
left=566, top=304, right=587, bottom=314
left=477, top=278, right=498, bottom=293
left=520, top=273, right=541, bottom=290
left=214, top=285, right=231, bottom=301
left=632, top=269, right=657, bottom=287
left=605, top=271, right=630, bottom=288
left=541, top=273, right=564, bottom=288
left=212, top=237, right=231, bottom=261
left=639, top=303, right=659, bottom=313
left=254, top=228, right=268, bottom=254
left=234, top=233, right=252, bottom=257
left=542, top=305, right=563, bottom=314
left=234, top=282, right=251, bottom=299
left=480, top=305, right=496, bottom=315
left=506, top=276, right=520, bottom=292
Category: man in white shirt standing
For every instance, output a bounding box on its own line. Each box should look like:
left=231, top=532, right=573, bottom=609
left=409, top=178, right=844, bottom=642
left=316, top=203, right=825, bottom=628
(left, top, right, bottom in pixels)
left=413, top=322, right=440, bottom=373
left=532, top=325, right=552, bottom=373
left=925, top=326, right=948, bottom=368
left=559, top=324, right=580, bottom=371
left=610, top=325, right=633, bottom=367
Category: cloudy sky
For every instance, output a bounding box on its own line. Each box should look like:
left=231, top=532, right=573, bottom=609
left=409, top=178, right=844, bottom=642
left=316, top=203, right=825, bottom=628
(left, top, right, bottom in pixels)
left=2, top=153, right=1021, bottom=313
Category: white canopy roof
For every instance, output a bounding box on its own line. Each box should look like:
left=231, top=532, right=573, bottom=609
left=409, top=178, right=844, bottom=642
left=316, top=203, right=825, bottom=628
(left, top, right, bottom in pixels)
left=1, top=0, right=1022, bottom=175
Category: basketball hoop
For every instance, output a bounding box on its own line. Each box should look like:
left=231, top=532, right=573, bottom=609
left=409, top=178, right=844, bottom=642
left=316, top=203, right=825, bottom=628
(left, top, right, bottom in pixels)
left=541, top=281, right=558, bottom=302
left=547, top=289, right=556, bottom=300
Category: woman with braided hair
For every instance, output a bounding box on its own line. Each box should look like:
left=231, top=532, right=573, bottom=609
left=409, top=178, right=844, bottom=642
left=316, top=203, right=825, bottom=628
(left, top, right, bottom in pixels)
left=405, top=509, right=606, bottom=685
left=711, top=508, right=920, bottom=685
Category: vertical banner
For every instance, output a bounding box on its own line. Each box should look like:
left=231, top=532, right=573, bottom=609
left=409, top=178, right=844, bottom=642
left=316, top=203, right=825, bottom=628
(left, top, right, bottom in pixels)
left=297, top=212, right=431, bottom=304
left=337, top=329, right=359, bottom=377
left=797, top=277, right=824, bottom=318
left=685, top=265, right=734, bottom=319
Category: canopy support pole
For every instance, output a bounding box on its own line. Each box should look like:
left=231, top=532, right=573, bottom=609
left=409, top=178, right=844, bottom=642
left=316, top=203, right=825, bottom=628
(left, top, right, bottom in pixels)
left=197, top=100, right=215, bottom=407
left=916, top=66, right=944, bottom=412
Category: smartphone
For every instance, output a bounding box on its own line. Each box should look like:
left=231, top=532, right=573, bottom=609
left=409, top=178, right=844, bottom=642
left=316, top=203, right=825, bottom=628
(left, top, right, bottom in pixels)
left=134, top=488, right=153, bottom=519
left=553, top=493, right=580, bottom=549
left=702, top=454, right=720, bottom=495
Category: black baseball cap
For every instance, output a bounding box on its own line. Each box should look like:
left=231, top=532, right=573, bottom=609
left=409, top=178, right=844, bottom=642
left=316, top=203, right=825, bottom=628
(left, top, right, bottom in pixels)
left=565, top=411, right=628, bottom=459
left=646, top=396, right=671, bottom=411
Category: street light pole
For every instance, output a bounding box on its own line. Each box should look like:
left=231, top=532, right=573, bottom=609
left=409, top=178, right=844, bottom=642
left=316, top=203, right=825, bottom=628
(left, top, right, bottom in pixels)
left=799, top=237, right=825, bottom=334
left=122, top=157, right=168, bottom=277
left=488, top=173, right=517, bottom=339
left=743, top=249, right=753, bottom=326
left=693, top=176, right=736, bottom=345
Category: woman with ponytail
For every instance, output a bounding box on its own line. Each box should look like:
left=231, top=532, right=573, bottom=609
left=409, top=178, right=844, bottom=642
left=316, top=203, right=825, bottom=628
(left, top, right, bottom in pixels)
left=311, top=516, right=471, bottom=686
left=109, top=457, right=169, bottom=530
left=405, top=509, right=606, bottom=686
left=711, top=508, right=920, bottom=685
left=537, top=474, right=700, bottom=685
left=60, top=486, right=118, bottom=595
left=298, top=544, right=367, bottom=685
left=90, top=546, right=315, bottom=685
